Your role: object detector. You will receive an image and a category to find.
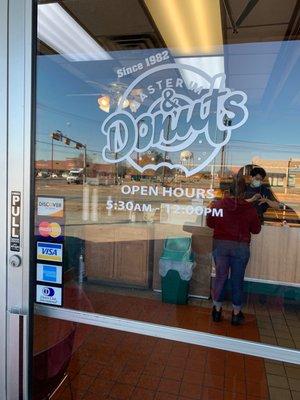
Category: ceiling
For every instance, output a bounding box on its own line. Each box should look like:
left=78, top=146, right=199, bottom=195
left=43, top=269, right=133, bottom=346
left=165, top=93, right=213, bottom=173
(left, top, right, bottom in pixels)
left=38, top=0, right=300, bottom=108
left=60, top=0, right=300, bottom=49
left=224, top=0, right=299, bottom=43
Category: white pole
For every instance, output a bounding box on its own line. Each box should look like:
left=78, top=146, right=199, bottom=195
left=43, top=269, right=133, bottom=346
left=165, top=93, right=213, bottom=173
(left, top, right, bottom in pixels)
left=285, top=158, right=291, bottom=195
left=91, top=187, right=98, bottom=222
left=107, top=195, right=112, bottom=217
left=211, top=164, right=215, bottom=189
left=78, top=254, right=86, bottom=285
left=82, top=184, right=89, bottom=221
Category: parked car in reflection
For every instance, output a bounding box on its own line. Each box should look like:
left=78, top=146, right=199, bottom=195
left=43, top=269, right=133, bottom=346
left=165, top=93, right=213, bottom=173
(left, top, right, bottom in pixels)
left=61, top=171, right=69, bottom=179
left=37, top=171, right=50, bottom=178
left=66, top=169, right=83, bottom=184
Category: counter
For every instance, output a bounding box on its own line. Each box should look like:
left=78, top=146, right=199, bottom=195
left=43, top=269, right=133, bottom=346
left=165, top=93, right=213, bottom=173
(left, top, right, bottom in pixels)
left=83, top=222, right=212, bottom=295
left=84, top=223, right=151, bottom=287
left=247, top=225, right=300, bottom=284
left=82, top=222, right=300, bottom=295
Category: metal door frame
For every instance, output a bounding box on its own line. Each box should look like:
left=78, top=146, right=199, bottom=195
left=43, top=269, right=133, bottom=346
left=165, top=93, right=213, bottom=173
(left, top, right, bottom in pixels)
left=36, top=304, right=300, bottom=364
left=3, top=0, right=34, bottom=399
left=0, top=0, right=9, bottom=398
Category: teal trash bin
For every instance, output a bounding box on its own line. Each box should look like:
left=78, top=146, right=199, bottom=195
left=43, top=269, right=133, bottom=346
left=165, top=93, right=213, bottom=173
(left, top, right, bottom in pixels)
left=161, top=270, right=190, bottom=305
left=159, top=237, right=194, bottom=305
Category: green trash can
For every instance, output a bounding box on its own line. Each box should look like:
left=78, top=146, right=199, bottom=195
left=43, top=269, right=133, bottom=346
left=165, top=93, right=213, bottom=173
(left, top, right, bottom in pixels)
left=161, top=237, right=192, bottom=261
left=161, top=269, right=189, bottom=305
left=160, top=237, right=194, bottom=305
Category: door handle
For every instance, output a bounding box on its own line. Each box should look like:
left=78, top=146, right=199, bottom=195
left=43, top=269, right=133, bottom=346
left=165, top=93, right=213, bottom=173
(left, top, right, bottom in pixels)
left=7, top=309, right=29, bottom=400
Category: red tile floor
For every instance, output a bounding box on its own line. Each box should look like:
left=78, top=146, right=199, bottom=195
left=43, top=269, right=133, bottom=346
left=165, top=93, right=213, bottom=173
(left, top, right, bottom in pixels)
left=34, top=288, right=272, bottom=400
left=61, top=285, right=262, bottom=342
left=39, top=323, right=270, bottom=400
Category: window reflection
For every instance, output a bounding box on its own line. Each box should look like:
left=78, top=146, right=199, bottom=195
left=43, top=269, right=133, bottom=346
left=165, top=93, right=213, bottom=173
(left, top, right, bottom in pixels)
left=35, top=0, right=300, bottom=348
left=33, top=316, right=300, bottom=400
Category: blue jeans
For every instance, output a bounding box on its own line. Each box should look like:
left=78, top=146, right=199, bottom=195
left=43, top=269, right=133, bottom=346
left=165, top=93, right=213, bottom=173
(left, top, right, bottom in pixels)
left=212, top=240, right=250, bottom=310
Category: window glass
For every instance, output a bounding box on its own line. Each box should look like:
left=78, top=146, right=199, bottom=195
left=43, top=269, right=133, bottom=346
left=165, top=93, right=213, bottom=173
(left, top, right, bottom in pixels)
left=33, top=316, right=300, bottom=400
left=35, top=0, right=300, bottom=349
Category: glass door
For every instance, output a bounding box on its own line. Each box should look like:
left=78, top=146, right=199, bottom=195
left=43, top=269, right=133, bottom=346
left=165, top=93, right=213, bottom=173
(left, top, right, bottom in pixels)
left=32, top=0, right=300, bottom=399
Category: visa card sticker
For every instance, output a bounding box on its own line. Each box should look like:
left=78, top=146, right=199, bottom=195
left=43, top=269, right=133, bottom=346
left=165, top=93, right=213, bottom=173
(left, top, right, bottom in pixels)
left=37, top=242, right=63, bottom=262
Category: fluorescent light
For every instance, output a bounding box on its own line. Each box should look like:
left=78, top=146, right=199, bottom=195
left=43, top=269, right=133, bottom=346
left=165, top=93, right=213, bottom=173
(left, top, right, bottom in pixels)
left=144, top=0, right=223, bottom=56
left=176, top=56, right=225, bottom=89
left=38, top=3, right=112, bottom=62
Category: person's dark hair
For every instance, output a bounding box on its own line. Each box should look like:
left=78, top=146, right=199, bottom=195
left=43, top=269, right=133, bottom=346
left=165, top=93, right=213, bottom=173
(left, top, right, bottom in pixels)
left=239, top=164, right=255, bottom=177
left=229, top=177, right=246, bottom=199
left=237, top=164, right=267, bottom=179
left=250, top=167, right=266, bottom=179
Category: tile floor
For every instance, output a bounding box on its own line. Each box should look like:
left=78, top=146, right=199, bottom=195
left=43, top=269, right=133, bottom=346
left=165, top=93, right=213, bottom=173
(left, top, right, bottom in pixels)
left=33, top=289, right=300, bottom=400
left=191, top=297, right=300, bottom=350
left=81, top=283, right=300, bottom=349
left=52, top=326, right=271, bottom=400
left=81, top=287, right=261, bottom=342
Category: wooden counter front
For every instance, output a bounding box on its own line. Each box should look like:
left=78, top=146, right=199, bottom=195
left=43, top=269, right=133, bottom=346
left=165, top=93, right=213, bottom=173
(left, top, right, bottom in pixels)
left=246, top=225, right=300, bottom=284
left=175, top=224, right=300, bottom=286
left=84, top=222, right=212, bottom=296
left=84, top=223, right=212, bottom=297
left=84, top=224, right=150, bottom=287
left=83, top=222, right=300, bottom=292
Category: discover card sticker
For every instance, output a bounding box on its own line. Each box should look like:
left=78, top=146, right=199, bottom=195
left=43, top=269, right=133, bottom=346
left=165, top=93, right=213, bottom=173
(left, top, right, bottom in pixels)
left=36, top=284, right=62, bottom=306
left=37, top=197, right=64, bottom=218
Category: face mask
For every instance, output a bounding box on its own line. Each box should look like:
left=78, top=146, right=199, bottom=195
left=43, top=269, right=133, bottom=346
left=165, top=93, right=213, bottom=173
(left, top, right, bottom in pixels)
left=251, top=179, right=261, bottom=188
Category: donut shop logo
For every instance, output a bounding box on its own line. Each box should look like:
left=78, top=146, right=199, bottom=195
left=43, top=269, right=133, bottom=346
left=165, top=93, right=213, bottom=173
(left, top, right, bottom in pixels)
left=101, top=63, right=249, bottom=176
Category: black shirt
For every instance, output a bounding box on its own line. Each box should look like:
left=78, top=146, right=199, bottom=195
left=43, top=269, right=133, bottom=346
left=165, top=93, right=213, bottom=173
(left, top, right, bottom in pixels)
left=244, top=184, right=275, bottom=221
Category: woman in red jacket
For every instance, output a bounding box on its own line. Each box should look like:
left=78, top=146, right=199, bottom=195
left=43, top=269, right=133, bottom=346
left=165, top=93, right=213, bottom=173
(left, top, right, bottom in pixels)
left=207, top=178, right=261, bottom=325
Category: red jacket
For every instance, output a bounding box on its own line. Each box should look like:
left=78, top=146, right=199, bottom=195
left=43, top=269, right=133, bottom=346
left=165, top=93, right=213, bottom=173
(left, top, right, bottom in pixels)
left=206, top=198, right=261, bottom=243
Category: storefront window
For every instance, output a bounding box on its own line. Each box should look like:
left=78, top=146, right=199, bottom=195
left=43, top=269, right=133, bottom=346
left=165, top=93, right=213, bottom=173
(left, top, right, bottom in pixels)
left=33, top=316, right=300, bottom=400
left=35, top=0, right=300, bottom=348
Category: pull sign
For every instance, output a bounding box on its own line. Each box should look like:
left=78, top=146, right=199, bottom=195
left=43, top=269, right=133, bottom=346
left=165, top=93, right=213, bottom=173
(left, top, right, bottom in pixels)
left=10, top=191, right=21, bottom=252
